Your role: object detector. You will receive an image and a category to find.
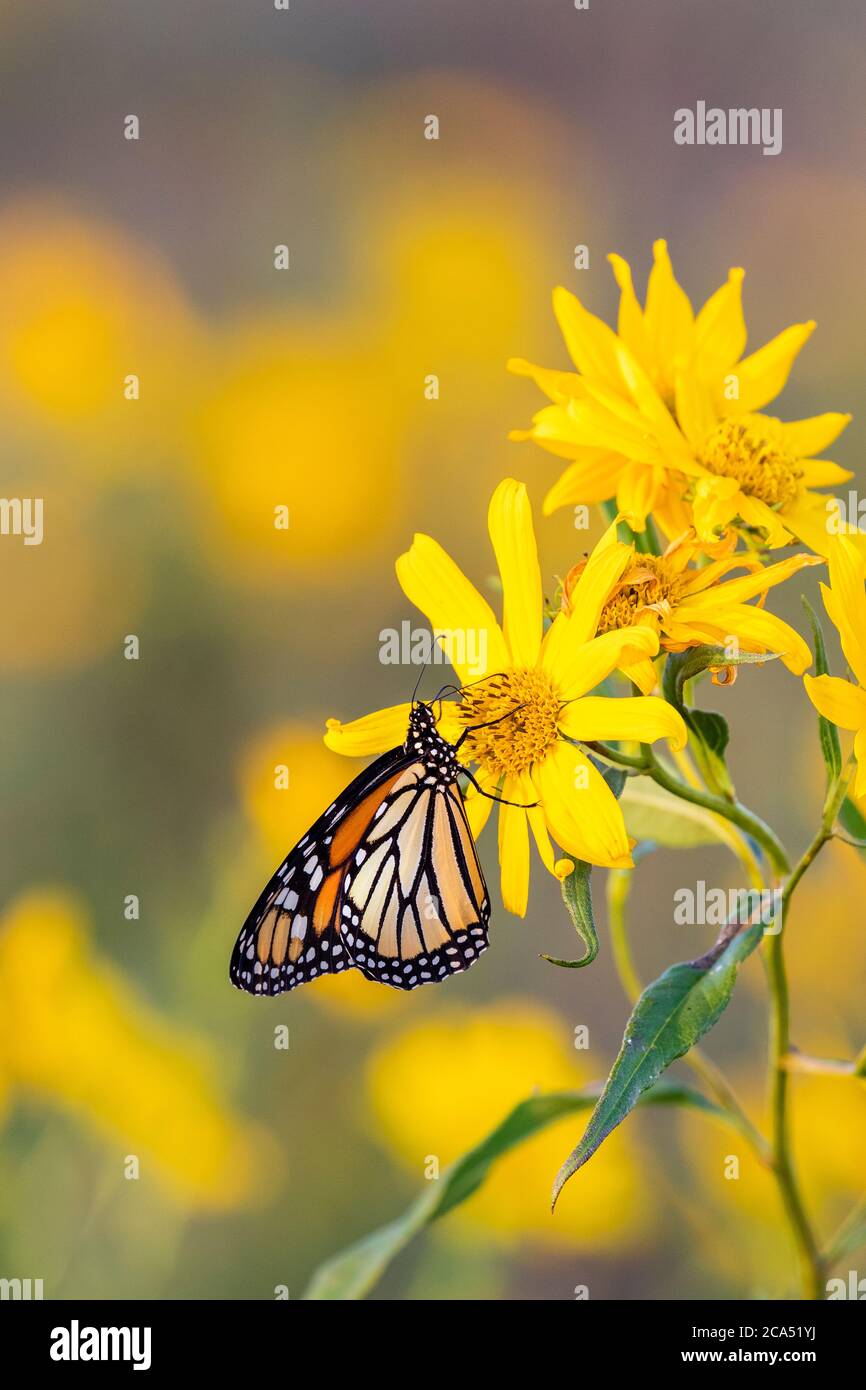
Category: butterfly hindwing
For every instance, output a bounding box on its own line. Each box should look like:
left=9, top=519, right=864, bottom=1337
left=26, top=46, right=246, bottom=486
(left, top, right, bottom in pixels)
left=341, top=776, right=490, bottom=991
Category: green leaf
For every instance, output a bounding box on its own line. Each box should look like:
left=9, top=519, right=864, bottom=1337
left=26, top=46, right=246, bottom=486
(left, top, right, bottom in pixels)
left=543, top=860, right=598, bottom=968
left=620, top=778, right=733, bottom=849
left=825, top=1200, right=866, bottom=1268
left=662, top=646, right=781, bottom=800
left=837, top=795, right=866, bottom=849
left=552, top=922, right=764, bottom=1206
left=802, top=597, right=843, bottom=787
left=304, top=1082, right=727, bottom=1300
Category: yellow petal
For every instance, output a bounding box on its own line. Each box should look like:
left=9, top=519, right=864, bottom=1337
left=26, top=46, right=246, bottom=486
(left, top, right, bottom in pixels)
left=674, top=370, right=718, bottom=452
left=803, top=673, right=866, bottom=732
left=552, top=285, right=624, bottom=391
left=855, top=728, right=866, bottom=800
left=734, top=321, right=816, bottom=413
left=463, top=765, right=500, bottom=839
left=669, top=604, right=813, bottom=674
left=780, top=412, right=852, bottom=457
left=396, top=533, right=509, bottom=684
left=607, top=252, right=651, bottom=367
left=616, top=461, right=664, bottom=528
left=694, top=266, right=746, bottom=379
left=797, top=459, right=853, bottom=488
left=643, top=239, right=694, bottom=365
left=324, top=703, right=412, bottom=756
left=498, top=776, right=531, bottom=917
left=680, top=552, right=822, bottom=609
left=542, top=452, right=627, bottom=513
left=826, top=535, right=866, bottom=687
left=546, top=624, right=659, bottom=701
left=487, top=478, right=542, bottom=668
left=507, top=356, right=585, bottom=403
left=545, top=526, right=632, bottom=647
left=558, top=695, right=687, bottom=750
left=620, top=656, right=659, bottom=693
left=533, top=741, right=632, bottom=868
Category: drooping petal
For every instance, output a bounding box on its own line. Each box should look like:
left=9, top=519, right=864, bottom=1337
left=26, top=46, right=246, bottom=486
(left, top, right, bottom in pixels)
left=826, top=535, right=866, bottom=688
left=854, top=727, right=866, bottom=800
left=463, top=765, right=500, bottom=840
left=616, top=461, right=664, bottom=528
left=487, top=478, right=542, bottom=668
left=695, top=266, right=746, bottom=379
left=324, top=703, right=413, bottom=756
left=544, top=523, right=632, bottom=648
left=546, top=624, right=659, bottom=700
left=803, top=673, right=866, bottom=732
left=558, top=694, right=687, bottom=750
left=498, top=776, right=531, bottom=917
left=667, top=605, right=813, bottom=674
left=395, top=533, right=509, bottom=684
left=533, top=741, right=632, bottom=869
left=734, top=321, right=816, bottom=413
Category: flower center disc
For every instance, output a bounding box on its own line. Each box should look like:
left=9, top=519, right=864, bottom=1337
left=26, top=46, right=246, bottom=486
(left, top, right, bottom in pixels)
left=597, top=555, right=678, bottom=633
left=458, top=669, right=560, bottom=778
left=698, top=416, right=802, bottom=508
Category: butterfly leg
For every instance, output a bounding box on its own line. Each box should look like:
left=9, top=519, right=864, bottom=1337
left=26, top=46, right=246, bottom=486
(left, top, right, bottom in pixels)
left=460, top=764, right=539, bottom=809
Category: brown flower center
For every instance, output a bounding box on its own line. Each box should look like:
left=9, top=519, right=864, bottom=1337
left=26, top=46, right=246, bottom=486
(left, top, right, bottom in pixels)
left=595, top=554, right=683, bottom=633
left=458, top=668, right=561, bottom=777
left=698, top=416, right=803, bottom=508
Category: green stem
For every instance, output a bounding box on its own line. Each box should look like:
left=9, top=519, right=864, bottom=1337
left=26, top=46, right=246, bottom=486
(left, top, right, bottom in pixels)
left=764, top=759, right=854, bottom=1300
left=588, top=741, right=791, bottom=877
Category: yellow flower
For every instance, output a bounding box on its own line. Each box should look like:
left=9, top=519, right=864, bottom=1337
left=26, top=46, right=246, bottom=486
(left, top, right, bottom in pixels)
left=0, top=889, right=276, bottom=1209
left=509, top=239, right=849, bottom=540
left=365, top=1001, right=653, bottom=1252
left=803, top=534, right=866, bottom=802
left=325, top=479, right=686, bottom=914
left=563, top=524, right=821, bottom=693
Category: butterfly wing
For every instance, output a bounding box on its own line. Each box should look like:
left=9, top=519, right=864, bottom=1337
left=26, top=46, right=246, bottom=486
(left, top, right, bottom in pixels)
left=340, top=776, right=490, bottom=990
left=230, top=745, right=415, bottom=996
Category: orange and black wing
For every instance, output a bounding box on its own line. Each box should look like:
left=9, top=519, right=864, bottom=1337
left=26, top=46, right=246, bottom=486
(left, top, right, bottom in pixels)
left=340, top=776, right=490, bottom=990
left=230, top=745, right=415, bottom=996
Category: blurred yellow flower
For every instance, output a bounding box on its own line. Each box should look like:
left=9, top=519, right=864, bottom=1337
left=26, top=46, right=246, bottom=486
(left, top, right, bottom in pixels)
left=0, top=889, right=276, bottom=1209
left=678, top=1073, right=866, bottom=1293
left=365, top=1000, right=653, bottom=1251
left=325, top=479, right=687, bottom=914
left=804, top=535, right=866, bottom=801
left=192, top=316, right=404, bottom=584
left=562, top=523, right=820, bottom=693
left=0, top=197, right=204, bottom=469
left=0, top=471, right=145, bottom=675
left=509, top=240, right=851, bottom=546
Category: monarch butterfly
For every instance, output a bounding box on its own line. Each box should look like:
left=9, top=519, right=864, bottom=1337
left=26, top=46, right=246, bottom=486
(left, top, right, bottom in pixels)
left=230, top=692, right=528, bottom=995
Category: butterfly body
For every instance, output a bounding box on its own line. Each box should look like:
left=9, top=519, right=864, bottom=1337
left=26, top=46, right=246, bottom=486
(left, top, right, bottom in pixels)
left=230, top=703, right=490, bottom=996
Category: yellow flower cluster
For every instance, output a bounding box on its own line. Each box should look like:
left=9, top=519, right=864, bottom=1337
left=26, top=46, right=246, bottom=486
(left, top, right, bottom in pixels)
left=325, top=242, right=858, bottom=921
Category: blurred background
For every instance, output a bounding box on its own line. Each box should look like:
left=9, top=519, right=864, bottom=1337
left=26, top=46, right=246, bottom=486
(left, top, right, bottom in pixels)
left=0, top=0, right=864, bottom=1300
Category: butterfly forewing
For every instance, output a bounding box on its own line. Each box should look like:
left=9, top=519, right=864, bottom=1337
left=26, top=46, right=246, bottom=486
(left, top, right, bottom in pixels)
left=230, top=746, right=412, bottom=995
left=230, top=704, right=491, bottom=996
